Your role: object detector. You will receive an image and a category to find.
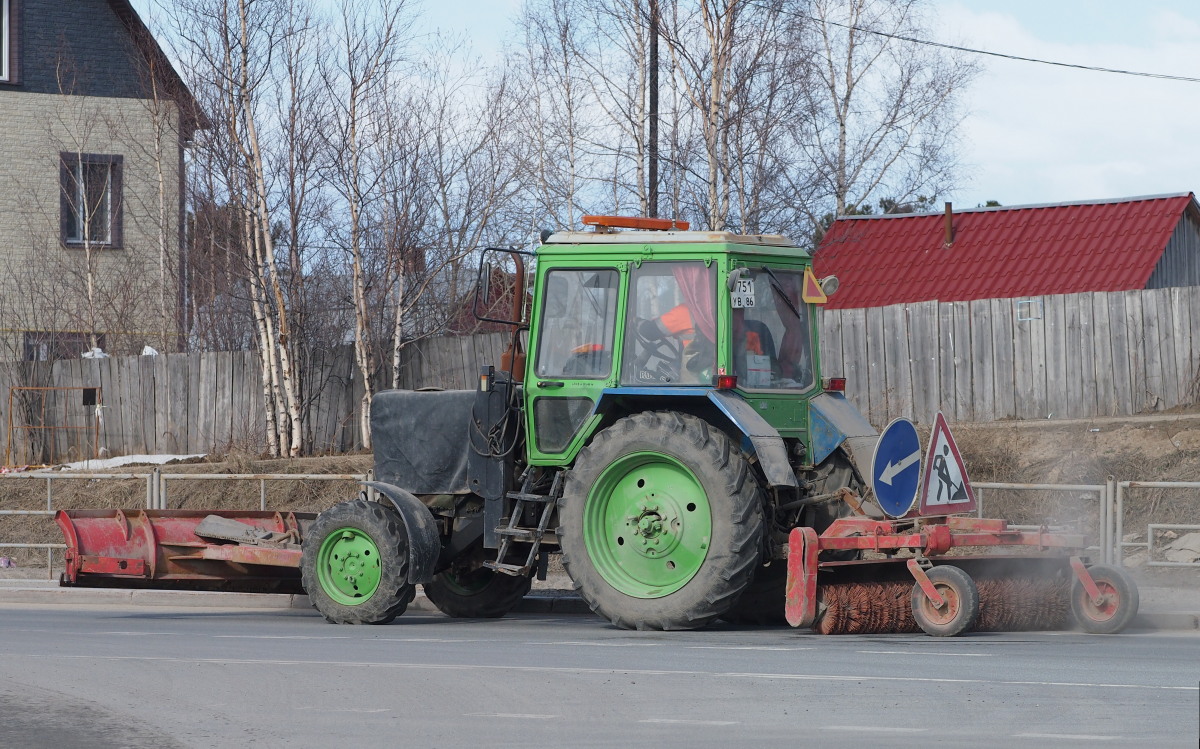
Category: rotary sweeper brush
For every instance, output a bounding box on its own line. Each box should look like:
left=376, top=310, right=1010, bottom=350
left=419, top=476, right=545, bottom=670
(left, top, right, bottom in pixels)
left=52, top=216, right=1140, bottom=637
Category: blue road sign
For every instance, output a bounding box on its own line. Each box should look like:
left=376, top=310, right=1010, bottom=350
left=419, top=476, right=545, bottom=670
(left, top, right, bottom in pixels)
left=871, top=418, right=922, bottom=518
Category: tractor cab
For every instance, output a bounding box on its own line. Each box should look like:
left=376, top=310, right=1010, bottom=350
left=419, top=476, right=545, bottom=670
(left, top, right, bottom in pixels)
left=522, top=216, right=836, bottom=469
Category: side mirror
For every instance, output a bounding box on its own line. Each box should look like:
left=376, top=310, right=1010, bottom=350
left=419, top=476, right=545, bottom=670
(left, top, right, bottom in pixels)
left=726, top=266, right=749, bottom=292
left=473, top=247, right=534, bottom=327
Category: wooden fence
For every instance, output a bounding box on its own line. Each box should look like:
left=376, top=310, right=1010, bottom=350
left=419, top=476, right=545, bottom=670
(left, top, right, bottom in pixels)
left=3, top=286, right=1196, bottom=462
left=819, top=286, right=1200, bottom=425
left=1, top=333, right=513, bottom=462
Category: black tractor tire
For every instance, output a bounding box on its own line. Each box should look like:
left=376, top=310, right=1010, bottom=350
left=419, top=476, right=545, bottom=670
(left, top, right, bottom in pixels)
left=559, top=411, right=765, bottom=631
left=911, top=565, right=980, bottom=637
left=1070, top=563, right=1139, bottom=634
left=424, top=568, right=533, bottom=618
left=301, top=498, right=416, bottom=625
left=721, top=561, right=787, bottom=625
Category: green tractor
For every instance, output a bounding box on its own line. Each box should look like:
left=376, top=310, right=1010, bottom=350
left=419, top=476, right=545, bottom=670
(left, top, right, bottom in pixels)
left=301, top=215, right=879, bottom=630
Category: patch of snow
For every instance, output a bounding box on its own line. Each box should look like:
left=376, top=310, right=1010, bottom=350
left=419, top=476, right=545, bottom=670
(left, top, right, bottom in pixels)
left=58, top=454, right=206, bottom=470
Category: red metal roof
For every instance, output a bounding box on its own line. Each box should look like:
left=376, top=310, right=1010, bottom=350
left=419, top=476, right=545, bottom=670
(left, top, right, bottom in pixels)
left=812, top=193, right=1197, bottom=310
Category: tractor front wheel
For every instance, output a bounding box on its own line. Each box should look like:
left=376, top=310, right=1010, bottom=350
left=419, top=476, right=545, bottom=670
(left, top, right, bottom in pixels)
left=424, top=567, right=532, bottom=618
left=559, top=411, right=765, bottom=631
left=301, top=499, right=415, bottom=624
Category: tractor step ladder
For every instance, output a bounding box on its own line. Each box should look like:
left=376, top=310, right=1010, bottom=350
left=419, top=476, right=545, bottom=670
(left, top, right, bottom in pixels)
left=485, top=472, right=561, bottom=577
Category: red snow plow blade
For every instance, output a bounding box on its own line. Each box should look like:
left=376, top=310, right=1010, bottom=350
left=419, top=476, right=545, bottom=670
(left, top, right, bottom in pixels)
left=56, top=509, right=316, bottom=593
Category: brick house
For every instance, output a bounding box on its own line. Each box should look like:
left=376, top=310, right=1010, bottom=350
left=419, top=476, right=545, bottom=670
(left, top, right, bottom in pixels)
left=0, top=0, right=201, bottom=360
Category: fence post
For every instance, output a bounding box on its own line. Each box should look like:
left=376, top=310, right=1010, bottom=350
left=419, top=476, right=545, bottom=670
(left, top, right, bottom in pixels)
left=158, top=469, right=167, bottom=511
left=1104, top=475, right=1115, bottom=564
left=260, top=478, right=266, bottom=511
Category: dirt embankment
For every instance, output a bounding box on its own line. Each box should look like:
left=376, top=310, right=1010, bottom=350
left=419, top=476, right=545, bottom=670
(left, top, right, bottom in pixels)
left=2, top=414, right=1199, bottom=572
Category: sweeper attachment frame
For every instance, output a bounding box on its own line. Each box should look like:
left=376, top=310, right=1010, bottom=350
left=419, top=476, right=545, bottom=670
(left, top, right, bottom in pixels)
left=784, top=515, right=1139, bottom=636
left=56, top=509, right=315, bottom=593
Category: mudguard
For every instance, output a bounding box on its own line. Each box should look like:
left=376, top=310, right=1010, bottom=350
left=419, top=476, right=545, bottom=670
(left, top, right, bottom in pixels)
left=707, top=390, right=799, bottom=489
left=360, top=481, right=442, bottom=585
left=592, top=387, right=799, bottom=489
left=808, top=392, right=877, bottom=466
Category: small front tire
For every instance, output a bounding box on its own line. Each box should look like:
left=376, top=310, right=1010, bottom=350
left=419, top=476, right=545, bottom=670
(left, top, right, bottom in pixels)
left=911, top=565, right=979, bottom=637
left=301, top=499, right=415, bottom=624
left=1071, top=563, right=1139, bottom=634
left=424, top=568, right=532, bottom=618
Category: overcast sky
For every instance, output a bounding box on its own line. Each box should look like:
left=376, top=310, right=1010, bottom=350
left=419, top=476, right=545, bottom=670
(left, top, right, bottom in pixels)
left=136, top=0, right=1200, bottom=211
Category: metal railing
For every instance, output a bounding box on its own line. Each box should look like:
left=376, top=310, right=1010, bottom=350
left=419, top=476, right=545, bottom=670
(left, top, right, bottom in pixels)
left=973, top=479, right=1115, bottom=564
left=3, top=471, right=1195, bottom=576
left=1115, top=480, right=1200, bottom=568
left=0, top=470, right=371, bottom=578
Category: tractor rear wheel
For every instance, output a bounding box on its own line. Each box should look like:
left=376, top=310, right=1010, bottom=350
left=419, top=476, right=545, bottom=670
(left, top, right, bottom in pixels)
left=424, top=567, right=532, bottom=618
left=559, top=411, right=765, bottom=631
left=301, top=499, right=415, bottom=624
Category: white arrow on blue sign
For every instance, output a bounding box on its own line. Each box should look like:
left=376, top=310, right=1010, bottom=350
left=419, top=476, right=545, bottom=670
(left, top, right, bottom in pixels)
left=870, top=418, right=922, bottom=518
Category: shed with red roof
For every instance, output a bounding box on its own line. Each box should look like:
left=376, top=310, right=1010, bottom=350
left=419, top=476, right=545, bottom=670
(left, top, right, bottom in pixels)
left=812, top=193, right=1200, bottom=310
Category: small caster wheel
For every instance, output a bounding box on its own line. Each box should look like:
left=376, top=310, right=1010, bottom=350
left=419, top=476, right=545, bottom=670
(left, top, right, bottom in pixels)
left=1071, top=563, right=1139, bottom=634
left=911, top=565, right=979, bottom=637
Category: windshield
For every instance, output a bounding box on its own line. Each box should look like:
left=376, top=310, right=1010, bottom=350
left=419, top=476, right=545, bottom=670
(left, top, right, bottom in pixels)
left=730, top=267, right=814, bottom=390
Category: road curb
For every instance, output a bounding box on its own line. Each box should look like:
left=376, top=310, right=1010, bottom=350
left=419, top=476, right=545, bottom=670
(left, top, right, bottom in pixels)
left=1133, top=612, right=1200, bottom=631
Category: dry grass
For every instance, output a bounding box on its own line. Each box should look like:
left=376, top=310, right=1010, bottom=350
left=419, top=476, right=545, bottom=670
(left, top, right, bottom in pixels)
left=0, top=453, right=372, bottom=566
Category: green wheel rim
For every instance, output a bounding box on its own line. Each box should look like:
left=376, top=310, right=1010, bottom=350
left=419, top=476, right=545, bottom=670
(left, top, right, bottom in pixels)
left=583, top=451, right=712, bottom=598
left=316, top=526, right=383, bottom=606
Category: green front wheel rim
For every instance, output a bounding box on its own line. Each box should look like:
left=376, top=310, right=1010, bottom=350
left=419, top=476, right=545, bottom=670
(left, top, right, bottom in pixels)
left=583, top=452, right=712, bottom=598
left=316, top=527, right=384, bottom=606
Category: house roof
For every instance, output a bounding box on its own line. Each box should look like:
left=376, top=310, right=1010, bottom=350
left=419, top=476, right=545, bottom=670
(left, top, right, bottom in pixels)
left=108, top=0, right=208, bottom=134
left=812, top=193, right=1200, bottom=310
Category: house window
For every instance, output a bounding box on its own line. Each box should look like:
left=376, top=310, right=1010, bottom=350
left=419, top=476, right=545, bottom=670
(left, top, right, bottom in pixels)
left=60, top=153, right=123, bottom=248
left=23, top=332, right=105, bottom=362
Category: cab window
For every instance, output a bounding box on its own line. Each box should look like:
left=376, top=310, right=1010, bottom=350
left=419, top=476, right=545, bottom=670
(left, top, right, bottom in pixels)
left=534, top=268, right=619, bottom=379
left=731, top=268, right=814, bottom=390
left=621, top=262, right=715, bottom=386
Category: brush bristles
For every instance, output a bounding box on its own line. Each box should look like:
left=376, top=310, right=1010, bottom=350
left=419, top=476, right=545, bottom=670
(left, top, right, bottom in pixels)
left=813, top=577, right=1070, bottom=635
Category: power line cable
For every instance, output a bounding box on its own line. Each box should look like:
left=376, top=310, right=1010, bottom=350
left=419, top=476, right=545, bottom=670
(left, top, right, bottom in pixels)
left=753, top=2, right=1200, bottom=84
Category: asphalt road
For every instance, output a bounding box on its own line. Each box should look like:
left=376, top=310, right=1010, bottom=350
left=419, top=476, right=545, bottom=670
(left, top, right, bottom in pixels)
left=0, top=603, right=1196, bottom=749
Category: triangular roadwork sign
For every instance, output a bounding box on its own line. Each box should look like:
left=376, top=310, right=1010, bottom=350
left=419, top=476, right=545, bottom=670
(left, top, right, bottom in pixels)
left=918, top=412, right=976, bottom=515
left=801, top=268, right=827, bottom=304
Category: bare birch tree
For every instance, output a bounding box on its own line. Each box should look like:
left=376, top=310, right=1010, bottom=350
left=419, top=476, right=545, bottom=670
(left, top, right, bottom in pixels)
left=798, top=0, right=977, bottom=220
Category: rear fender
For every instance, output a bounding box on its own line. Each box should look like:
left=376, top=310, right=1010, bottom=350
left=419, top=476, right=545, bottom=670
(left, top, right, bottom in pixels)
left=808, top=392, right=876, bottom=466
left=591, top=388, right=798, bottom=489
left=360, top=481, right=442, bottom=584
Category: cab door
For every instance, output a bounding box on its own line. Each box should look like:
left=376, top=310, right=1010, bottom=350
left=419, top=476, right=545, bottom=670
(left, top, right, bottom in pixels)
left=526, top=266, right=622, bottom=464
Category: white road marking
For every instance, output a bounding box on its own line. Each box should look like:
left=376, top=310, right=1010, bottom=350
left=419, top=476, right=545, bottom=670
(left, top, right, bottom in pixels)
left=686, top=646, right=815, bottom=651
left=524, top=640, right=659, bottom=647
left=5, top=653, right=1196, bottom=692
left=368, top=638, right=490, bottom=644
left=294, top=707, right=389, bottom=713
left=1014, top=734, right=1119, bottom=741
left=857, top=649, right=992, bottom=657
left=822, top=726, right=927, bottom=733
left=464, top=713, right=556, bottom=720
left=640, top=719, right=739, bottom=726
left=213, top=635, right=351, bottom=640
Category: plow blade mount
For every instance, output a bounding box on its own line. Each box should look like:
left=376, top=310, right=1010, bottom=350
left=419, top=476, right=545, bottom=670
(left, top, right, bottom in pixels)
left=56, top=509, right=317, bottom=594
